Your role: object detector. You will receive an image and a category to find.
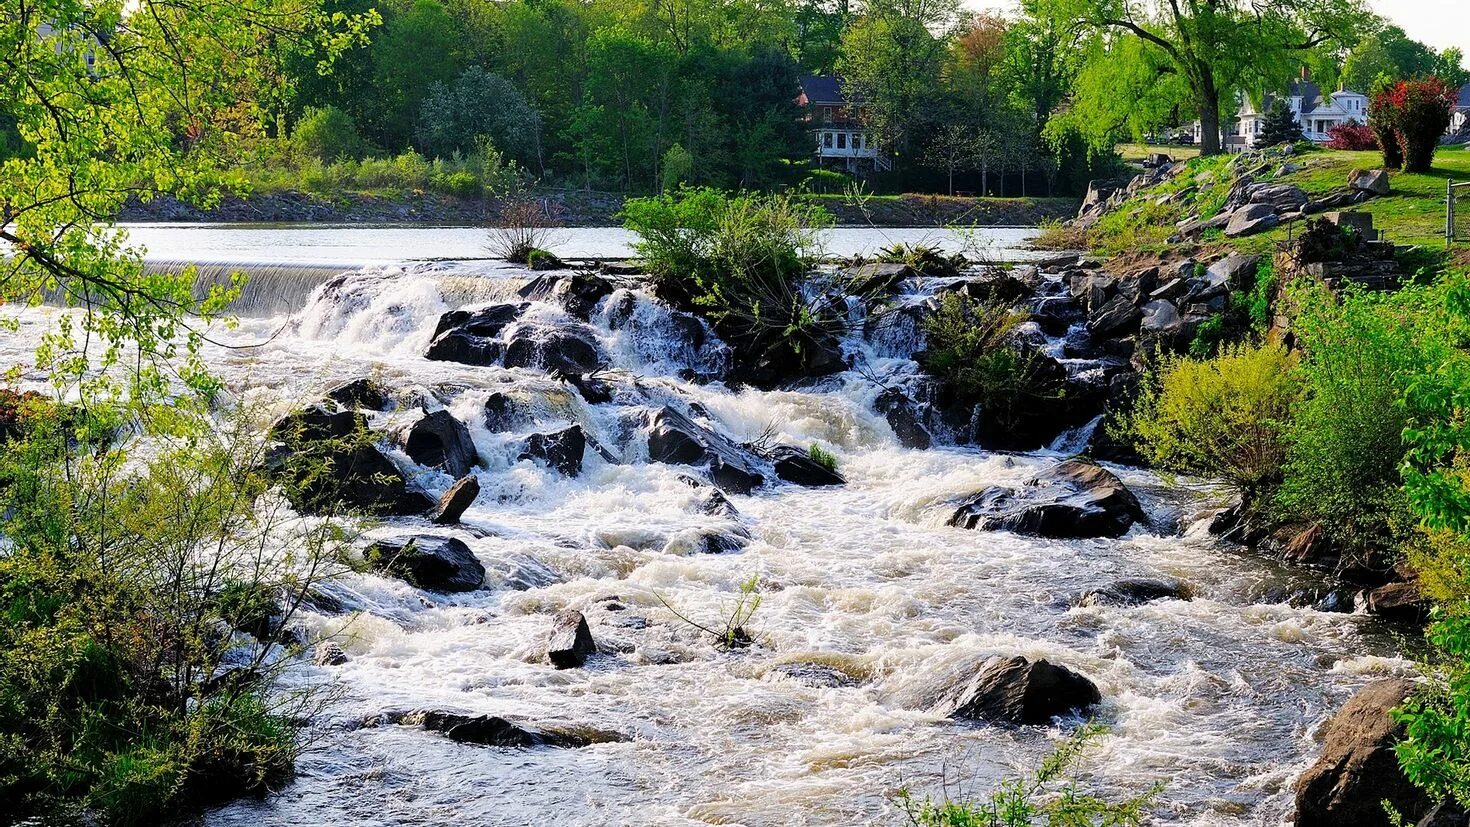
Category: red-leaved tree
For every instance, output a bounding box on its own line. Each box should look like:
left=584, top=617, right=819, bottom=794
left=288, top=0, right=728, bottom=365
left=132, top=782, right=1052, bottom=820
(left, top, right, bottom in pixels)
left=1371, top=78, right=1458, bottom=172
left=1325, top=122, right=1377, bottom=151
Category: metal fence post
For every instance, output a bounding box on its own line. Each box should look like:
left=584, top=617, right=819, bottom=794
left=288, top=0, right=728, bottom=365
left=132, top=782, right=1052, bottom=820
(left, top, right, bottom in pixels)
left=1451, top=179, right=1456, bottom=246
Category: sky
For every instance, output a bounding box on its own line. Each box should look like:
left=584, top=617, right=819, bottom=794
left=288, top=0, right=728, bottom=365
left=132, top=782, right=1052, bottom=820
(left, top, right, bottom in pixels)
left=963, top=0, right=1470, bottom=59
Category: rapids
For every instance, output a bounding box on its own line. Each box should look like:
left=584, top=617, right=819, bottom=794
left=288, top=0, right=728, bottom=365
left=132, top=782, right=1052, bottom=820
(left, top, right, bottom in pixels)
left=0, top=228, right=1413, bottom=826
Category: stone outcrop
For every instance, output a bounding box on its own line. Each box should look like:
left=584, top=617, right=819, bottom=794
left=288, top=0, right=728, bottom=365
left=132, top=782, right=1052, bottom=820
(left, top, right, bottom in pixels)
left=403, top=410, right=477, bottom=478
left=519, top=425, right=588, bottom=476
left=643, top=406, right=764, bottom=494
left=950, top=656, right=1101, bottom=725
left=433, top=475, right=480, bottom=525
left=546, top=609, right=597, bottom=668
left=365, top=535, right=486, bottom=592
left=949, top=459, right=1145, bottom=538
left=517, top=272, right=614, bottom=319
left=267, top=405, right=434, bottom=516
left=1294, top=678, right=1434, bottom=827
left=424, top=303, right=527, bottom=365
left=768, top=445, right=845, bottom=487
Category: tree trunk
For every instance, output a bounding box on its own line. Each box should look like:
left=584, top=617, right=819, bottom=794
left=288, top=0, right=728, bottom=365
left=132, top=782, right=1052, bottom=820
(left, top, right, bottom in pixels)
left=1196, top=73, right=1224, bottom=156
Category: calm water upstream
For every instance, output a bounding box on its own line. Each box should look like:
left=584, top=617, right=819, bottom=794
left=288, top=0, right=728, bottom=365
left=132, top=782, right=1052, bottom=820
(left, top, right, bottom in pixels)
left=1, top=224, right=1410, bottom=826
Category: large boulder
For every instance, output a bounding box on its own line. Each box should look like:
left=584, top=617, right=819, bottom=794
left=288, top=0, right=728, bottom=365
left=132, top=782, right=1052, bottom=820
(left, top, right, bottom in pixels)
left=1078, top=577, right=1192, bottom=607
left=519, top=425, right=587, bottom=476
left=404, top=710, right=608, bottom=748
left=365, top=535, right=486, bottom=592
left=951, top=656, right=1101, bottom=725
left=874, top=389, right=933, bottom=450
left=1206, top=252, right=1262, bottom=291
left=769, top=445, right=845, bottom=487
left=546, top=609, right=597, bottom=668
left=1087, top=294, right=1142, bottom=337
left=483, top=392, right=529, bottom=432
left=403, top=410, right=477, bottom=478
left=1349, top=168, right=1391, bottom=196
left=1225, top=203, right=1280, bottom=238
left=1294, top=679, right=1434, bottom=827
left=949, top=459, right=1145, bottom=538
left=517, top=272, right=615, bottom=320
left=267, top=405, right=434, bottom=516
left=325, top=377, right=390, bottom=411
left=424, top=303, right=527, bottom=365
left=845, top=262, right=913, bottom=295
left=1366, top=581, right=1429, bottom=622
left=644, top=407, right=764, bottom=494
left=502, top=323, right=605, bottom=375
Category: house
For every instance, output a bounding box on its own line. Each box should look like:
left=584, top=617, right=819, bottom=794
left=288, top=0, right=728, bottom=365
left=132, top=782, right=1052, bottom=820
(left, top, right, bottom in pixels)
left=1234, top=75, right=1368, bottom=146
left=796, top=75, right=889, bottom=173
left=1452, top=84, right=1470, bottom=135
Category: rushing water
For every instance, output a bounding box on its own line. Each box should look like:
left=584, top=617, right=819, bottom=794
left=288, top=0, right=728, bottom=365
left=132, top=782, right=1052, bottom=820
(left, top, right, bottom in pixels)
left=0, top=229, right=1412, bottom=827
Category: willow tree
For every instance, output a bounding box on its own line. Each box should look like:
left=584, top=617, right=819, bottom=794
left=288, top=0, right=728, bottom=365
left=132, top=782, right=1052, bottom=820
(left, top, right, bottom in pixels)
left=1037, top=0, right=1370, bottom=155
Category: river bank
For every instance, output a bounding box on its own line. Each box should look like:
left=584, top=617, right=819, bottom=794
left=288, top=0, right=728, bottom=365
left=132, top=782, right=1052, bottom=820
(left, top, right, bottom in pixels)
left=117, top=189, right=1078, bottom=228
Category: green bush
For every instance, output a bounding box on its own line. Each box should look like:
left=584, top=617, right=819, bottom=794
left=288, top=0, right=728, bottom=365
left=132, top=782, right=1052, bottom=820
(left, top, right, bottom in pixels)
left=1276, top=280, right=1458, bottom=551
left=808, top=443, right=838, bottom=473
left=920, top=293, right=1059, bottom=436
left=1119, top=340, right=1302, bottom=496
left=291, top=105, right=369, bottom=164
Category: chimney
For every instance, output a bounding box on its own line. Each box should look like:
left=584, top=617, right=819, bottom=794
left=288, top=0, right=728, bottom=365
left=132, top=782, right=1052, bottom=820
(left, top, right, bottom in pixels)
left=1301, top=66, right=1310, bottom=81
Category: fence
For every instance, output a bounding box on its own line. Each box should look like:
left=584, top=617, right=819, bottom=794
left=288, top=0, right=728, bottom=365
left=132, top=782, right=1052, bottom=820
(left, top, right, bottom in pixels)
left=1451, top=181, right=1470, bottom=244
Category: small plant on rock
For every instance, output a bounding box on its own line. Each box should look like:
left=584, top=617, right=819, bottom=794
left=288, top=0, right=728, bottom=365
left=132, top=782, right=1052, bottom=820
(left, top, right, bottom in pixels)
left=487, top=197, right=566, bottom=266
left=808, top=443, right=839, bottom=473
left=655, top=575, right=763, bottom=649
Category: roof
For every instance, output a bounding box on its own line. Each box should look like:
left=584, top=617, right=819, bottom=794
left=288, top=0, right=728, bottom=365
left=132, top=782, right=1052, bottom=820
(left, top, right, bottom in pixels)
left=1458, top=84, right=1470, bottom=110
left=1257, top=80, right=1364, bottom=116
left=799, top=75, right=864, bottom=106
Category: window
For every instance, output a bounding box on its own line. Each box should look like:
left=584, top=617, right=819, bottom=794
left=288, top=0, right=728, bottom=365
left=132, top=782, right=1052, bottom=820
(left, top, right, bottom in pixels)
left=823, top=106, right=833, bottom=123
left=822, top=132, right=833, bottom=149
left=837, top=132, right=847, bottom=150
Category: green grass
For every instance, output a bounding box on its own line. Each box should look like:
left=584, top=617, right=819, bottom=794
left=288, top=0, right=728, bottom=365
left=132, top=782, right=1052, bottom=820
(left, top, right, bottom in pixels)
left=1117, top=142, right=1202, bottom=163
left=1082, top=146, right=1470, bottom=256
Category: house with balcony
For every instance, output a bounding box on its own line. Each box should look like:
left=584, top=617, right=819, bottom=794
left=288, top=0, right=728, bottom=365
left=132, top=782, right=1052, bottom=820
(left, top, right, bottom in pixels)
left=1235, top=75, right=1368, bottom=146
left=797, top=75, right=890, bottom=173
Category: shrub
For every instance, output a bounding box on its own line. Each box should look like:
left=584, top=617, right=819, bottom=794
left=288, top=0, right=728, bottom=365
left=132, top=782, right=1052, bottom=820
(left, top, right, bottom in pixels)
left=1371, top=78, right=1459, bottom=172
left=291, top=105, right=369, bottom=164
left=416, top=66, right=541, bottom=163
left=875, top=243, right=964, bottom=278
left=661, top=143, right=693, bottom=192
left=1030, top=218, right=1088, bottom=251
left=429, top=168, right=482, bottom=198
left=920, top=293, right=1060, bottom=436
left=802, top=168, right=853, bottom=194
left=1276, top=281, right=1458, bottom=552
left=1119, top=340, right=1302, bottom=496
left=487, top=197, right=565, bottom=264
left=1257, top=101, right=1305, bottom=147
left=1325, top=122, right=1378, bottom=151
left=896, top=724, right=1158, bottom=827
left=808, top=443, right=838, bottom=473
left=1246, top=259, right=1278, bottom=330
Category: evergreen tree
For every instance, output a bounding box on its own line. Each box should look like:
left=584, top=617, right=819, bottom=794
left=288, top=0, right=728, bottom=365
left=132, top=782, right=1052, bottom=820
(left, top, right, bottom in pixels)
left=1257, top=101, right=1304, bottom=146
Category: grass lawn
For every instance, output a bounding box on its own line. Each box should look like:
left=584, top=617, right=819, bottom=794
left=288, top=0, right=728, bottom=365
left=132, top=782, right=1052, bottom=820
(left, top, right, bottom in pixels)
left=1116, top=142, right=1202, bottom=164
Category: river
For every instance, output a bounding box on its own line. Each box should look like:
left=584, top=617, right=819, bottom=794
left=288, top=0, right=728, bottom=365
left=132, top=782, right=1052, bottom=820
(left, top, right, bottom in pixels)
left=2, top=225, right=1411, bottom=826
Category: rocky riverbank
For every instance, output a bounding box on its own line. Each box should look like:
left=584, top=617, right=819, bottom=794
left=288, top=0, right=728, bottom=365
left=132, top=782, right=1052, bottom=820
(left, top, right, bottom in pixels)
left=117, top=189, right=1077, bottom=227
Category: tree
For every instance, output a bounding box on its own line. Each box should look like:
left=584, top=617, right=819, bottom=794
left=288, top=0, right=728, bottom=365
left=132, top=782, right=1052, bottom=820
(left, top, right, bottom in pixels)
left=1372, top=78, right=1459, bottom=172
left=1256, top=100, right=1305, bottom=146
left=416, top=66, right=543, bottom=164
left=1035, top=0, right=1371, bottom=155
left=366, top=0, right=464, bottom=149
left=923, top=125, right=979, bottom=195
left=1003, top=0, right=1081, bottom=129
left=293, top=105, right=370, bottom=162
left=1342, top=24, right=1469, bottom=92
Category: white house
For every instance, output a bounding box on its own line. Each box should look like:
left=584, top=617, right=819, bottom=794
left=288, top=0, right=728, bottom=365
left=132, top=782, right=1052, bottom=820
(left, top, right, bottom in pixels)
left=796, top=75, right=889, bottom=173
left=1452, top=84, right=1470, bottom=135
left=1234, top=77, right=1368, bottom=146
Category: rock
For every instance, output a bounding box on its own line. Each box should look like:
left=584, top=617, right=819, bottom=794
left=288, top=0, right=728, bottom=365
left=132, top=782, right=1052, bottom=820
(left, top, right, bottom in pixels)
left=845, top=262, right=913, bottom=294
left=1149, top=278, right=1189, bottom=303
left=433, top=474, right=480, bottom=525
left=546, top=609, right=597, bottom=668
left=406, top=710, right=602, bottom=748
left=1249, top=183, right=1309, bottom=212
left=1139, top=300, right=1183, bottom=350
left=502, top=323, right=605, bottom=375
left=404, top=410, right=477, bottom=478
left=1087, top=294, right=1142, bottom=337
left=769, top=445, right=845, bottom=487
left=1313, top=590, right=1356, bottom=613
left=1294, top=678, right=1433, bottom=827
left=313, top=641, right=348, bottom=666
left=769, top=662, right=860, bottom=688
left=1349, top=168, right=1391, bottom=196
left=519, top=425, right=587, bottom=476
left=732, top=332, right=847, bottom=388
left=1366, top=581, right=1429, bottom=622
left=326, top=377, right=390, bottom=411
left=482, top=392, right=528, bottom=432
left=951, top=656, right=1101, bottom=725
left=949, top=459, right=1145, bottom=539
left=644, top=407, right=764, bottom=495
left=560, top=371, right=615, bottom=405
left=874, top=389, right=933, bottom=449
left=517, top=272, right=614, bottom=319
left=267, top=405, right=434, bottom=516
left=424, top=303, right=527, bottom=365
left=1225, top=203, right=1280, bottom=238
left=1078, top=577, right=1191, bottom=607
left=680, top=474, right=742, bottom=519
left=365, top=536, right=486, bottom=592
left=1206, top=253, right=1262, bottom=291
left=1417, top=801, right=1470, bottom=827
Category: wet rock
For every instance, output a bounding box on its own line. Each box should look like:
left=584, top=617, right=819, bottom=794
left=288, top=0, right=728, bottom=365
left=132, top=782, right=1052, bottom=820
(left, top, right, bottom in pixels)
left=404, top=410, right=477, bottom=478
left=433, top=475, right=480, bottom=525
left=1349, top=168, right=1391, bottom=196
left=874, top=389, right=933, bottom=450
left=517, top=272, right=615, bottom=319
left=1087, top=294, right=1142, bottom=337
left=519, top=425, right=586, bottom=476
left=845, top=262, right=913, bottom=294
left=732, top=332, right=847, bottom=388
left=769, top=661, right=860, bottom=688
left=1417, top=801, right=1470, bottom=827
left=365, top=536, right=486, bottom=592
left=769, top=445, right=845, bottom=487
left=405, top=710, right=607, bottom=748
left=482, top=392, right=528, bottom=432
left=644, top=407, right=764, bottom=495
left=695, top=530, right=748, bottom=554
left=560, top=371, right=615, bottom=405
left=267, top=405, right=435, bottom=516
left=951, top=656, right=1101, bottom=725
left=944, top=271, right=1033, bottom=305
left=502, top=323, right=605, bottom=375
left=679, top=474, right=742, bottom=519
left=1225, top=203, right=1280, bottom=237
left=1077, top=577, right=1191, bottom=607
left=1366, top=581, right=1429, bottom=622
left=1313, top=589, right=1355, bottom=613
left=1294, top=678, right=1433, bottom=827
left=326, top=377, right=390, bottom=411
left=313, top=641, right=348, bottom=667
left=424, top=303, right=527, bottom=365
left=949, top=459, right=1145, bottom=539
left=546, top=609, right=597, bottom=668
